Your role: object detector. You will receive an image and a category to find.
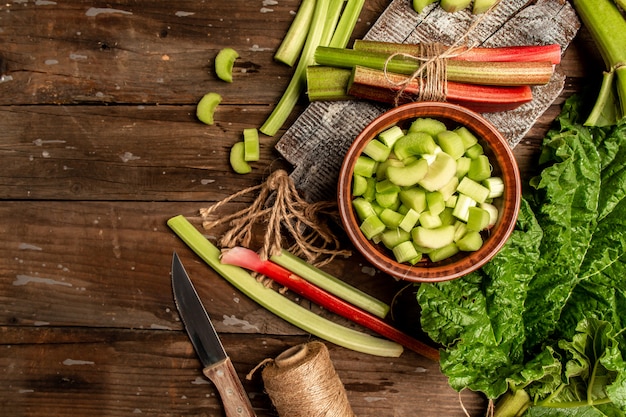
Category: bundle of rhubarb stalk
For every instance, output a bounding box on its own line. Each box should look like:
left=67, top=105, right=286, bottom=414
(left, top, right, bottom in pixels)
left=307, top=40, right=562, bottom=113
left=275, top=0, right=580, bottom=202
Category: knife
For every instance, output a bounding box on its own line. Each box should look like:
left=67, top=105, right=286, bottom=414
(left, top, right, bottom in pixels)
left=171, top=252, right=256, bottom=417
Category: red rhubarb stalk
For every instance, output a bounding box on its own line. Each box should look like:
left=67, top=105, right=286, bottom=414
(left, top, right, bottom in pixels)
left=353, top=40, right=562, bottom=65
left=348, top=66, right=533, bottom=113
left=220, top=246, right=440, bottom=361
left=454, top=44, right=561, bottom=65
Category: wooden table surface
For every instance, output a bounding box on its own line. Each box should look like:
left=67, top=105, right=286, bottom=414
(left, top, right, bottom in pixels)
left=0, top=1, right=600, bottom=416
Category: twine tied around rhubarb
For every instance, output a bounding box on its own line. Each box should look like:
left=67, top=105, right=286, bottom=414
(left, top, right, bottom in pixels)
left=383, top=2, right=500, bottom=106
left=199, top=169, right=351, bottom=275
left=382, top=41, right=458, bottom=106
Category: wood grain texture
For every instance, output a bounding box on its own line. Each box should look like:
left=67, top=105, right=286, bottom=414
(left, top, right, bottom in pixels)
left=0, top=105, right=291, bottom=201
left=0, top=0, right=596, bottom=415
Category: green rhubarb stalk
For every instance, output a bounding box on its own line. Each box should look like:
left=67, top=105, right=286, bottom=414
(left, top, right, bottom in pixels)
left=572, top=0, right=626, bottom=125
left=493, top=389, right=531, bottom=417
left=329, top=0, right=366, bottom=48
left=167, top=215, right=404, bottom=357
left=315, top=45, right=424, bottom=74
left=306, top=66, right=353, bottom=100
left=314, top=46, right=554, bottom=86
left=585, top=70, right=620, bottom=127
left=260, top=0, right=330, bottom=136
left=270, top=249, right=391, bottom=318
left=274, top=0, right=316, bottom=66
left=353, top=40, right=562, bottom=65
left=320, top=0, right=345, bottom=47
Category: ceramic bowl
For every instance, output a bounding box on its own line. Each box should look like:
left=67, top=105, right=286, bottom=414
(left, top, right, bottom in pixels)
left=337, top=102, right=521, bottom=282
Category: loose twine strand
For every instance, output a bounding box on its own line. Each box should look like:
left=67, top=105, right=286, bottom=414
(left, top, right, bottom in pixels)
left=383, top=1, right=500, bottom=107
left=249, top=341, right=356, bottom=417
left=199, top=169, right=351, bottom=274
left=458, top=389, right=494, bottom=417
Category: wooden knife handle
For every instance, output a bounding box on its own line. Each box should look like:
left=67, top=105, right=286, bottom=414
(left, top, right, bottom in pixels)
left=203, top=357, right=256, bottom=417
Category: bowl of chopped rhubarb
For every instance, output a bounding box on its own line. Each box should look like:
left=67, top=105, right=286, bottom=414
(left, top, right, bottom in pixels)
left=337, top=101, right=521, bottom=282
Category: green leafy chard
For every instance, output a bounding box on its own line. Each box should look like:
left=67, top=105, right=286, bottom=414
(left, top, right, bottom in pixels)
left=419, top=198, right=543, bottom=398
left=522, top=96, right=602, bottom=349
left=524, top=319, right=626, bottom=416
left=417, top=94, right=626, bottom=415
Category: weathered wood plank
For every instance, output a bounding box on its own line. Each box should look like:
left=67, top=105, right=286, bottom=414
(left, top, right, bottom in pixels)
left=275, top=0, right=581, bottom=202
left=0, top=0, right=296, bottom=105
left=1, top=326, right=486, bottom=416
left=0, top=105, right=293, bottom=200
left=0, top=201, right=415, bottom=334
left=0, top=0, right=389, bottom=107
left=0, top=199, right=486, bottom=416
left=1, top=201, right=296, bottom=334
left=0, top=327, right=280, bottom=416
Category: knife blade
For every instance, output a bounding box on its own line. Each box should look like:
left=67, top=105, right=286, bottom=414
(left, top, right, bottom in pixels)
left=171, top=252, right=256, bottom=417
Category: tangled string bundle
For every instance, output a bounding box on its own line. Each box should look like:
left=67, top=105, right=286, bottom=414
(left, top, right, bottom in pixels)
left=199, top=169, right=351, bottom=269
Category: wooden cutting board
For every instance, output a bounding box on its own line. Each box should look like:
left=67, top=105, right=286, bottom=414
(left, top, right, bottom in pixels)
left=275, top=0, right=580, bottom=202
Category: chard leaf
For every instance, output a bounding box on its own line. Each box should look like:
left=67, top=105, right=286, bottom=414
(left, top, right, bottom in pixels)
left=417, top=94, right=626, bottom=414
left=524, top=403, right=624, bottom=416
left=529, top=318, right=626, bottom=413
left=505, top=347, right=563, bottom=400
left=522, top=110, right=602, bottom=347
left=557, top=195, right=626, bottom=342
left=593, top=122, right=626, bottom=219
left=418, top=199, right=542, bottom=398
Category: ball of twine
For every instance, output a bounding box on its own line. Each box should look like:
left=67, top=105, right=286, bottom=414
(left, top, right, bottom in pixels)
left=261, top=341, right=356, bottom=417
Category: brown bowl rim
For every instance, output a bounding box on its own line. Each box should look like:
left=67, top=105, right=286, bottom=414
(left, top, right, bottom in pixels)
left=337, top=102, right=521, bottom=282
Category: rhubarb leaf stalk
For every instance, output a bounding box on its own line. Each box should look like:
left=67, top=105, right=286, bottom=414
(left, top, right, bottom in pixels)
left=270, top=249, right=390, bottom=318
left=353, top=40, right=562, bottom=65
left=221, top=246, right=440, bottom=361
left=167, top=215, right=405, bottom=358
left=329, top=0, right=365, bottom=48
left=347, top=65, right=533, bottom=112
left=320, top=0, right=345, bottom=47
left=572, top=0, right=626, bottom=125
left=306, top=66, right=353, bottom=100
left=260, top=0, right=330, bottom=137
left=273, top=0, right=316, bottom=66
